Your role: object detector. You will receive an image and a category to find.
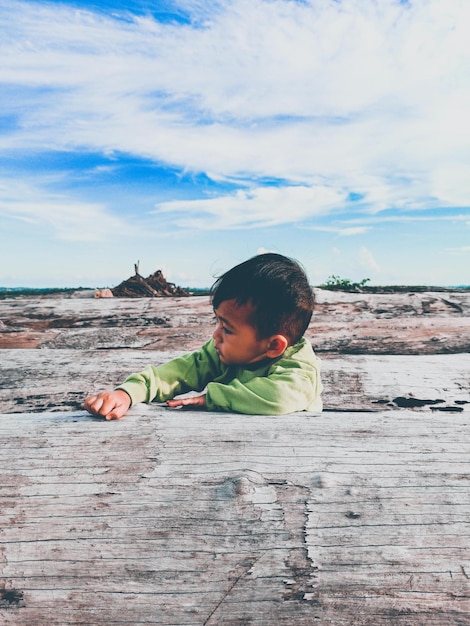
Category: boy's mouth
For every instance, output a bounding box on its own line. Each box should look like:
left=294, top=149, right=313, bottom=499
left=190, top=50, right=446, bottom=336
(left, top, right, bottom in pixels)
left=215, top=346, right=226, bottom=361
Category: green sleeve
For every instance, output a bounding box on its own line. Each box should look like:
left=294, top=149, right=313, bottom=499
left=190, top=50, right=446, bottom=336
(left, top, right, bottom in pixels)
left=205, top=342, right=323, bottom=415
left=116, top=340, right=223, bottom=406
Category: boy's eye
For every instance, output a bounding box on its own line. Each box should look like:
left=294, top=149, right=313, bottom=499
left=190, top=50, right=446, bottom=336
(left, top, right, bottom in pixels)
left=213, top=315, right=233, bottom=335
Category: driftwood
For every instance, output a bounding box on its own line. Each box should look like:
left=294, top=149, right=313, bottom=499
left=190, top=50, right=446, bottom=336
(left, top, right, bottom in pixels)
left=0, top=290, right=469, bottom=624
left=0, top=349, right=468, bottom=414
left=0, top=290, right=468, bottom=353
left=0, top=289, right=468, bottom=413
left=0, top=406, right=469, bottom=625
left=111, top=270, right=189, bottom=298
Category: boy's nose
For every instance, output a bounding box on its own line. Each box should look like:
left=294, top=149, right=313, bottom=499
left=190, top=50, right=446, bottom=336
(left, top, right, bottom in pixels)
left=212, top=326, right=221, bottom=343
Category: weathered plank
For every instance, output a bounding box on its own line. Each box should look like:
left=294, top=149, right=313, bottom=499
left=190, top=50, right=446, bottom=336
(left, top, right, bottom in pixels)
left=312, top=289, right=470, bottom=355
left=1, top=291, right=469, bottom=624
left=1, top=290, right=469, bottom=353
left=0, top=295, right=211, bottom=351
left=1, top=407, right=469, bottom=625
left=1, top=348, right=468, bottom=414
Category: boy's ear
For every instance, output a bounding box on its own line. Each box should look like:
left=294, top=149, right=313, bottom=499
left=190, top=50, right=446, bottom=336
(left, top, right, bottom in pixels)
left=266, top=334, right=289, bottom=358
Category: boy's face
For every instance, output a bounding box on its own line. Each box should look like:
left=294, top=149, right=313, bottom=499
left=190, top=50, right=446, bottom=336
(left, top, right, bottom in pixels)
left=212, top=299, right=270, bottom=366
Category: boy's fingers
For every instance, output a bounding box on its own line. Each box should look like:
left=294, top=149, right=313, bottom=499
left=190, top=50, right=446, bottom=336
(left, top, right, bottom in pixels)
left=83, top=395, right=95, bottom=410
left=84, top=391, right=130, bottom=420
left=84, top=395, right=104, bottom=414
left=104, top=402, right=129, bottom=420
left=167, top=395, right=206, bottom=408
left=99, top=397, right=119, bottom=416
left=166, top=398, right=187, bottom=406
left=105, top=404, right=127, bottom=420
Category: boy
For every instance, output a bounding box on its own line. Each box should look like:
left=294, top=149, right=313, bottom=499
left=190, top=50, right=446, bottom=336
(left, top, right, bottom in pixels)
left=84, top=253, right=322, bottom=420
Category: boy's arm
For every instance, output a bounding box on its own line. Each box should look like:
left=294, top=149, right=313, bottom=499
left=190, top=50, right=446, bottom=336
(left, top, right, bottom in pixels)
left=205, top=345, right=322, bottom=415
left=115, top=340, right=222, bottom=407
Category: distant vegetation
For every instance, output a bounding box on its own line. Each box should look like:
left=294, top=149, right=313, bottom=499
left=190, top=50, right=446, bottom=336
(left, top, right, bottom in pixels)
left=0, top=286, right=212, bottom=299
left=0, top=287, right=91, bottom=299
left=319, top=275, right=371, bottom=291
left=317, top=276, right=469, bottom=293
left=184, top=287, right=211, bottom=296
left=0, top=282, right=468, bottom=299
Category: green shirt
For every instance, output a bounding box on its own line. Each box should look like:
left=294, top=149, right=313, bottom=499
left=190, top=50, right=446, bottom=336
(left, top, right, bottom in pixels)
left=117, top=337, right=322, bottom=415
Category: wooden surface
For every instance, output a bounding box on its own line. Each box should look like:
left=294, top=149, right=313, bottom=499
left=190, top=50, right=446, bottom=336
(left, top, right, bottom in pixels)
left=1, top=406, right=469, bottom=625
left=1, top=349, right=469, bottom=414
left=1, top=289, right=469, bottom=354
left=1, top=291, right=469, bottom=624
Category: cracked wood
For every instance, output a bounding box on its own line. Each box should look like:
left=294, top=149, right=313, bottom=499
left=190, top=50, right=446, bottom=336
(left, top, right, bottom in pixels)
left=0, top=408, right=469, bottom=625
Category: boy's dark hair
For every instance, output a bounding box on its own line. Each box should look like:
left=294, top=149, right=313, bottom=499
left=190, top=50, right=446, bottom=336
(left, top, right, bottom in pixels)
left=210, top=253, right=314, bottom=345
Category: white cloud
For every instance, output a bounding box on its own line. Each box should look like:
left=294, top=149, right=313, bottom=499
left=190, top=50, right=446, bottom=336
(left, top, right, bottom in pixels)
left=0, top=0, right=469, bottom=227
left=154, top=184, right=346, bottom=228
left=444, top=246, right=470, bottom=255
left=341, top=213, right=470, bottom=226
left=0, top=178, right=133, bottom=241
left=308, top=225, right=370, bottom=236
left=358, top=246, right=380, bottom=273
left=0, top=0, right=470, bottom=197
left=339, top=227, right=369, bottom=236
left=431, top=164, right=470, bottom=207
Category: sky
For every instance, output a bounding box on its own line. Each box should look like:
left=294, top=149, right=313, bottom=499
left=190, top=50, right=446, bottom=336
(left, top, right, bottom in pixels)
left=0, top=0, right=469, bottom=289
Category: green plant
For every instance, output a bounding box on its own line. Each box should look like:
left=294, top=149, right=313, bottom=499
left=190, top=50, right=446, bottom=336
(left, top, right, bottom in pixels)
left=320, top=275, right=371, bottom=291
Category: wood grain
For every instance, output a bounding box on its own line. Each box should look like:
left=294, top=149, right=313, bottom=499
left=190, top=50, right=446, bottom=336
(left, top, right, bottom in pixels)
left=1, top=407, right=469, bottom=625
left=1, top=349, right=469, bottom=414
left=1, top=289, right=469, bottom=354
left=1, top=291, right=469, bottom=624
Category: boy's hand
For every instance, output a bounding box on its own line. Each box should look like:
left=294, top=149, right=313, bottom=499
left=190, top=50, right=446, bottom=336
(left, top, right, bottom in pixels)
left=84, top=390, right=131, bottom=420
left=166, top=394, right=206, bottom=409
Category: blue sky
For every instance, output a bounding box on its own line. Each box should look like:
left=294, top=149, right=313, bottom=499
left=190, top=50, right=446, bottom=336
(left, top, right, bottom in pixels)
left=1, top=0, right=469, bottom=288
